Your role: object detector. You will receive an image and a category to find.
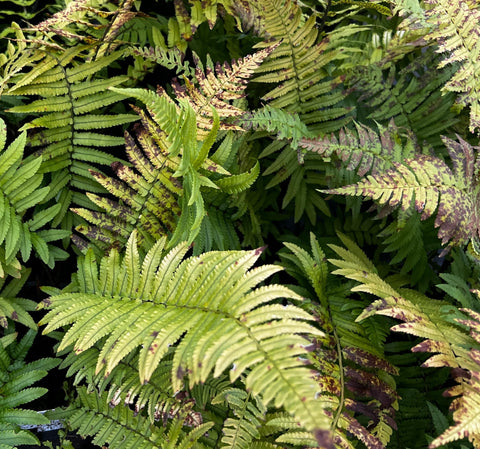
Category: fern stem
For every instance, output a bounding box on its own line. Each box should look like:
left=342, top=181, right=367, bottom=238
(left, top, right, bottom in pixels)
left=330, top=325, right=344, bottom=435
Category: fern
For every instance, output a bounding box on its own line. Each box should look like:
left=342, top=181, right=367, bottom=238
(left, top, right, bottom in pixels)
left=325, top=135, right=480, bottom=252
left=250, top=0, right=353, bottom=132
left=0, top=11, right=136, bottom=230
left=281, top=234, right=398, bottom=448
left=66, top=386, right=213, bottom=449
left=0, top=329, right=60, bottom=449
left=39, top=231, right=332, bottom=444
left=0, top=118, right=70, bottom=275
left=424, top=0, right=480, bottom=133
left=299, top=120, right=417, bottom=177
left=74, top=83, right=260, bottom=250
left=212, top=387, right=267, bottom=449
left=172, top=44, right=279, bottom=138
left=347, top=50, right=459, bottom=148
left=328, top=233, right=480, bottom=448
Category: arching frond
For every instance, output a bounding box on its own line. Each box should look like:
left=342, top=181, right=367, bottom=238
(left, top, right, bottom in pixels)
left=325, top=135, right=480, bottom=252
left=40, top=231, right=332, bottom=444
left=329, top=233, right=480, bottom=448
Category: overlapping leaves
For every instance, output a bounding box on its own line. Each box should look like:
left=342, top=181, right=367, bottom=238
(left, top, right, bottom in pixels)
left=39, top=231, right=331, bottom=444
left=325, top=135, right=480, bottom=252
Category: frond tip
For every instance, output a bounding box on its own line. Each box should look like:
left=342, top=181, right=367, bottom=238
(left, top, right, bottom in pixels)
left=39, top=231, right=332, bottom=444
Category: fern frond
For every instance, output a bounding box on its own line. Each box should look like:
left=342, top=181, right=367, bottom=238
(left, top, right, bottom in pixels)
left=300, top=120, right=416, bottom=177
left=425, top=0, right=480, bottom=133
left=348, top=50, right=459, bottom=147
left=429, top=307, right=480, bottom=447
left=329, top=234, right=480, bottom=447
left=378, top=212, right=434, bottom=289
left=1, top=15, right=136, bottom=229
left=282, top=234, right=398, bottom=448
left=172, top=44, right=279, bottom=138
left=212, top=387, right=267, bottom=449
left=40, top=231, right=332, bottom=444
left=0, top=118, right=71, bottom=274
left=75, top=91, right=259, bottom=250
left=0, top=329, right=60, bottom=449
left=68, top=386, right=212, bottom=449
left=325, top=135, right=480, bottom=252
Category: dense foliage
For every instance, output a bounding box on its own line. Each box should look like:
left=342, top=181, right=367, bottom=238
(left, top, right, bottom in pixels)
left=0, top=0, right=479, bottom=448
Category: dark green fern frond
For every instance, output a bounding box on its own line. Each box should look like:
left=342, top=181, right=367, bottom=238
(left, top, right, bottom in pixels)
left=378, top=212, right=435, bottom=290
left=0, top=268, right=36, bottom=329
left=39, top=231, right=332, bottom=445
left=261, top=146, right=331, bottom=224
left=424, top=0, right=480, bottom=133
left=0, top=329, right=60, bottom=449
left=348, top=49, right=459, bottom=148
left=0, top=118, right=70, bottom=275
left=325, top=135, right=480, bottom=252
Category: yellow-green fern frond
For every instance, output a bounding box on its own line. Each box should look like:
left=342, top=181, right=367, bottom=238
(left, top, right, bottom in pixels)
left=39, top=231, right=332, bottom=445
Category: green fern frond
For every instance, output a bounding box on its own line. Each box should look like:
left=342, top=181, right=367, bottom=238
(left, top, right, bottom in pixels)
left=0, top=118, right=71, bottom=274
left=238, top=106, right=313, bottom=149
left=0, top=329, right=60, bottom=449
left=75, top=91, right=259, bottom=250
left=250, top=0, right=353, bottom=133
left=325, top=135, right=480, bottom=252
left=68, top=386, right=213, bottom=449
left=378, top=212, right=434, bottom=289
left=1, top=16, right=136, bottom=229
left=424, top=0, right=480, bottom=133
left=40, top=231, right=332, bottom=444
left=348, top=50, right=459, bottom=147
left=212, top=387, right=267, bottom=449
